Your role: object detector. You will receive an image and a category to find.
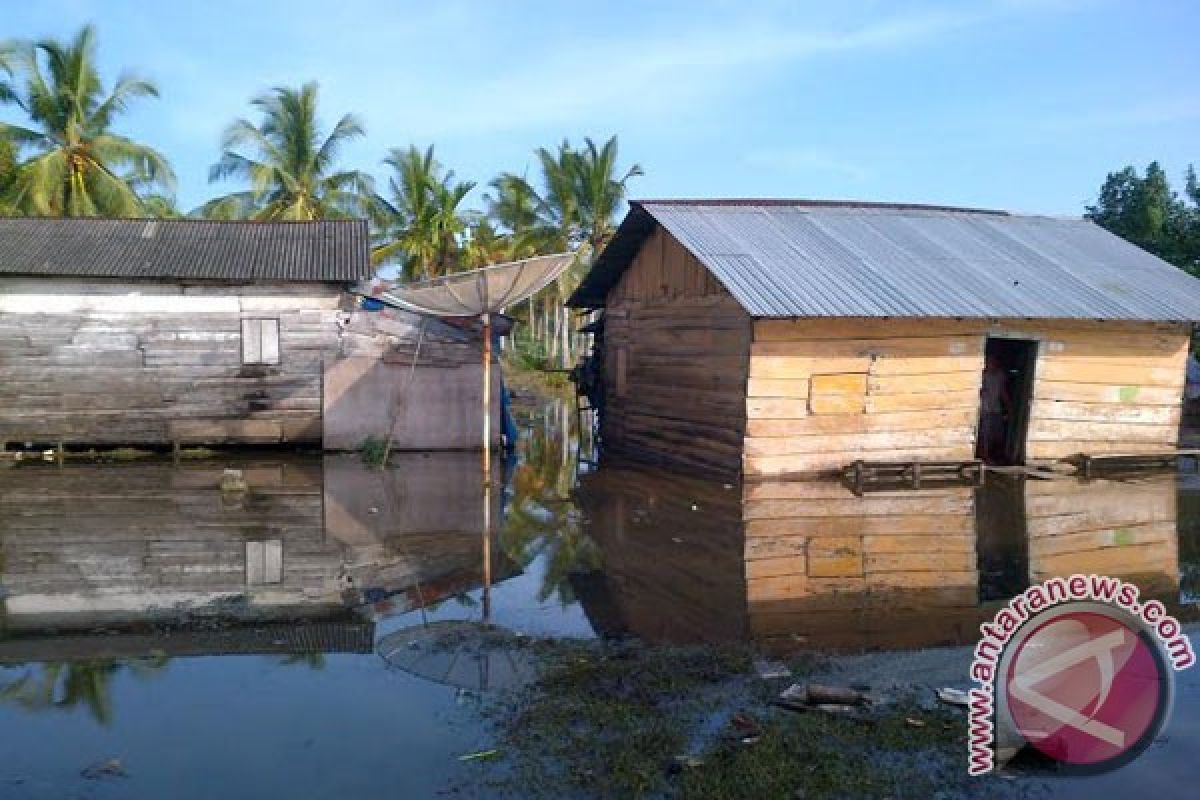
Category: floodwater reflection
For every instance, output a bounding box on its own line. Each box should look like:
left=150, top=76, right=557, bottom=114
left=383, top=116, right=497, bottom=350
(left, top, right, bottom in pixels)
left=574, top=466, right=1194, bottom=651
left=0, top=399, right=1197, bottom=796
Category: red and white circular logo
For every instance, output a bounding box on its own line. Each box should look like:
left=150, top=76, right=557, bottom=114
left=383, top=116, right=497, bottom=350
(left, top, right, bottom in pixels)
left=1002, top=606, right=1171, bottom=772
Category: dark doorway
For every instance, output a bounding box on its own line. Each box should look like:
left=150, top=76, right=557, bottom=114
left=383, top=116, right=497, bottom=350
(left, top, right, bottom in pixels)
left=975, top=338, right=1038, bottom=465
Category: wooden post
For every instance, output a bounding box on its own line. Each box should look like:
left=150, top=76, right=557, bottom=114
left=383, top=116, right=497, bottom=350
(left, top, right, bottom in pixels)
left=482, top=313, right=492, bottom=486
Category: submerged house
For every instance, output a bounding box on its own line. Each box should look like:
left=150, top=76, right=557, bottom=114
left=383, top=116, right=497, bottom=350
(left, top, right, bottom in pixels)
left=0, top=217, right=497, bottom=451
left=568, top=200, right=1200, bottom=479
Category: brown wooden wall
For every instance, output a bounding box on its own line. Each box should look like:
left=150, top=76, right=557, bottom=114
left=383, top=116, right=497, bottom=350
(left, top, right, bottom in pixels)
left=745, top=317, right=1191, bottom=477
left=744, top=480, right=982, bottom=648
left=602, top=227, right=752, bottom=477
left=0, top=277, right=344, bottom=446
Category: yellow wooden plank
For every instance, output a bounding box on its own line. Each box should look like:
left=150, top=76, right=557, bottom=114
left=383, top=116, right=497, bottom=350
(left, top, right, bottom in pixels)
left=868, top=372, right=980, bottom=394
left=1030, top=399, right=1179, bottom=425
left=751, top=335, right=982, bottom=358
left=809, top=393, right=866, bottom=414
left=864, top=389, right=978, bottom=412
left=747, top=378, right=809, bottom=398
left=811, top=373, right=868, bottom=394
left=745, top=409, right=976, bottom=437
left=749, top=355, right=871, bottom=378
left=744, top=427, right=975, bottom=456
left=744, top=445, right=974, bottom=476
left=1036, top=360, right=1185, bottom=387
left=808, top=536, right=864, bottom=578
left=747, top=397, right=811, bottom=419
left=745, top=554, right=808, bottom=579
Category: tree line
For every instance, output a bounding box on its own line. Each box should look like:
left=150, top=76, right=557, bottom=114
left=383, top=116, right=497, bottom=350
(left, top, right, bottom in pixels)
left=1085, top=161, right=1200, bottom=276
left=4, top=26, right=1198, bottom=368
left=0, top=25, right=641, bottom=368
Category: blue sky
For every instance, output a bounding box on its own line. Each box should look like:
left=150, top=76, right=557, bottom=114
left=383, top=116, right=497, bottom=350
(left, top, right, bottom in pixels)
left=3, top=0, right=1197, bottom=215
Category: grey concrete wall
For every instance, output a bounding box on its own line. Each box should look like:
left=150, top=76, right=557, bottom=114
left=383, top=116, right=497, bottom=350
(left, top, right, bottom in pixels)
left=322, top=356, right=502, bottom=450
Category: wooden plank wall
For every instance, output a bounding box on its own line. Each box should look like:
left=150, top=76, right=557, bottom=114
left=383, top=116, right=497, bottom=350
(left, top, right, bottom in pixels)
left=744, top=480, right=982, bottom=649
left=0, top=277, right=344, bottom=446
left=574, top=466, right=748, bottom=642
left=602, top=227, right=752, bottom=477
left=745, top=318, right=1191, bottom=477
left=1024, top=476, right=1179, bottom=594
left=0, top=460, right=343, bottom=631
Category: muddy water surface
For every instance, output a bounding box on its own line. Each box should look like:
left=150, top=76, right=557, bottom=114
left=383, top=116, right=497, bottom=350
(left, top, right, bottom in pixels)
left=1, top=399, right=1197, bottom=798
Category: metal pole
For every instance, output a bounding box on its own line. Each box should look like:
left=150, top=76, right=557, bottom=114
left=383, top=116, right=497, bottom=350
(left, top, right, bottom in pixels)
left=482, top=313, right=492, bottom=485
left=482, top=478, right=492, bottom=624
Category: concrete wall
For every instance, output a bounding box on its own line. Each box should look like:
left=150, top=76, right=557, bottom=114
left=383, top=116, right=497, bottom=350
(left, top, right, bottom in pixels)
left=322, top=308, right=500, bottom=450
left=322, top=357, right=501, bottom=450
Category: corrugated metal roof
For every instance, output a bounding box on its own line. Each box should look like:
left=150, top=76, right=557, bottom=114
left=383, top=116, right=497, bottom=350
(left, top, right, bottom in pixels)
left=0, top=217, right=371, bottom=282
left=568, top=200, right=1200, bottom=321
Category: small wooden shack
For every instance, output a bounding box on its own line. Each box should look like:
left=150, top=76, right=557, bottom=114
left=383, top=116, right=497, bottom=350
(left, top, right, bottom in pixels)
left=568, top=200, right=1200, bottom=479
left=0, top=218, right=497, bottom=451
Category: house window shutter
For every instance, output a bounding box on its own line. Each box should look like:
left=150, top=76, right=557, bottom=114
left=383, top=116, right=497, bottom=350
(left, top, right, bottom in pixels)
left=246, top=539, right=283, bottom=585
left=260, top=319, right=280, bottom=364
left=242, top=318, right=280, bottom=365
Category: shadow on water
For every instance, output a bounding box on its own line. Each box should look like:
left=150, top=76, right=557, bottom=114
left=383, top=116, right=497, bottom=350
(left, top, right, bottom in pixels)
left=0, top=394, right=1197, bottom=796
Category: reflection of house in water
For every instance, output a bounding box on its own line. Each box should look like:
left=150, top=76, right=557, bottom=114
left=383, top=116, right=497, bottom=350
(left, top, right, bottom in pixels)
left=1021, top=476, right=1179, bottom=597
left=0, top=455, right=508, bottom=658
left=574, top=466, right=1186, bottom=651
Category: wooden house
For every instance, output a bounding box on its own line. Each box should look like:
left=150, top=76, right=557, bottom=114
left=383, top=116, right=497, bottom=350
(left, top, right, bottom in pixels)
left=0, top=218, right=496, bottom=451
left=568, top=200, right=1200, bottom=479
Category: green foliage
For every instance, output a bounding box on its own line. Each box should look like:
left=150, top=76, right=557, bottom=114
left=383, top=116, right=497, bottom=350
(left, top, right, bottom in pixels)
left=0, top=25, right=175, bottom=216
left=370, top=144, right=476, bottom=278
left=1086, top=161, right=1200, bottom=275
left=360, top=435, right=388, bottom=466
left=201, top=82, right=372, bottom=221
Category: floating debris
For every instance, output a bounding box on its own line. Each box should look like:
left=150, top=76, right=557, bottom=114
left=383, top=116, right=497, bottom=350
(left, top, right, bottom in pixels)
left=458, top=749, right=500, bottom=762
left=936, top=687, right=971, bottom=707
left=730, top=712, right=763, bottom=744
left=80, top=759, right=128, bottom=780
left=777, top=683, right=872, bottom=710
left=753, top=658, right=792, bottom=680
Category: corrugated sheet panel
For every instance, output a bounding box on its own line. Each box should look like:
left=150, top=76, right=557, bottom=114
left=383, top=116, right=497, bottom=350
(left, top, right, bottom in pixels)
left=0, top=217, right=371, bottom=282
left=569, top=200, right=1200, bottom=321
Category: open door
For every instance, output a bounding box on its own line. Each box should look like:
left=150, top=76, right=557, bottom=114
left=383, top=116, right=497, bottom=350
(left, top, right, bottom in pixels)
left=976, top=338, right=1037, bottom=465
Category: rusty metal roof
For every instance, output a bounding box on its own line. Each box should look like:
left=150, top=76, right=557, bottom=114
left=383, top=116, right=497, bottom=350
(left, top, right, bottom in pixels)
left=568, top=200, right=1200, bottom=321
left=0, top=217, right=371, bottom=282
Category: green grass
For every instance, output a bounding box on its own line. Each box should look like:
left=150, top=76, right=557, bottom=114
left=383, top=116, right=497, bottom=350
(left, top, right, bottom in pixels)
left=481, top=640, right=1008, bottom=800
left=359, top=435, right=388, bottom=466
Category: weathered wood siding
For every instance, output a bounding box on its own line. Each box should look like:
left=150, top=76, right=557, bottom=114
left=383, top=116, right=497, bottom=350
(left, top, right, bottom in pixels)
left=602, top=227, right=752, bottom=477
left=574, top=467, right=747, bottom=642
left=744, top=480, right=982, bottom=648
left=745, top=318, right=1191, bottom=476
left=1024, top=476, right=1178, bottom=593
left=0, top=277, right=343, bottom=445
left=0, top=460, right=342, bottom=630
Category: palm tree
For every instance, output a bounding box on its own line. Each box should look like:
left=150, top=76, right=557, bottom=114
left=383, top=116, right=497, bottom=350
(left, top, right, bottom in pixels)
left=371, top=144, right=476, bottom=278
left=487, top=136, right=642, bottom=368
left=572, top=136, right=643, bottom=252
left=202, top=82, right=372, bottom=221
left=0, top=25, right=175, bottom=216
left=0, top=139, right=16, bottom=215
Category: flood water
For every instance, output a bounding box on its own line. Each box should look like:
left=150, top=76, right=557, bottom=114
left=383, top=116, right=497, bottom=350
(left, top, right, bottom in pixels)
left=1, top=397, right=1197, bottom=798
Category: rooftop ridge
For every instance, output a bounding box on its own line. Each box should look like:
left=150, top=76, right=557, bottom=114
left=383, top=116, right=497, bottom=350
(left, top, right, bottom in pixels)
left=633, top=198, right=1011, bottom=216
